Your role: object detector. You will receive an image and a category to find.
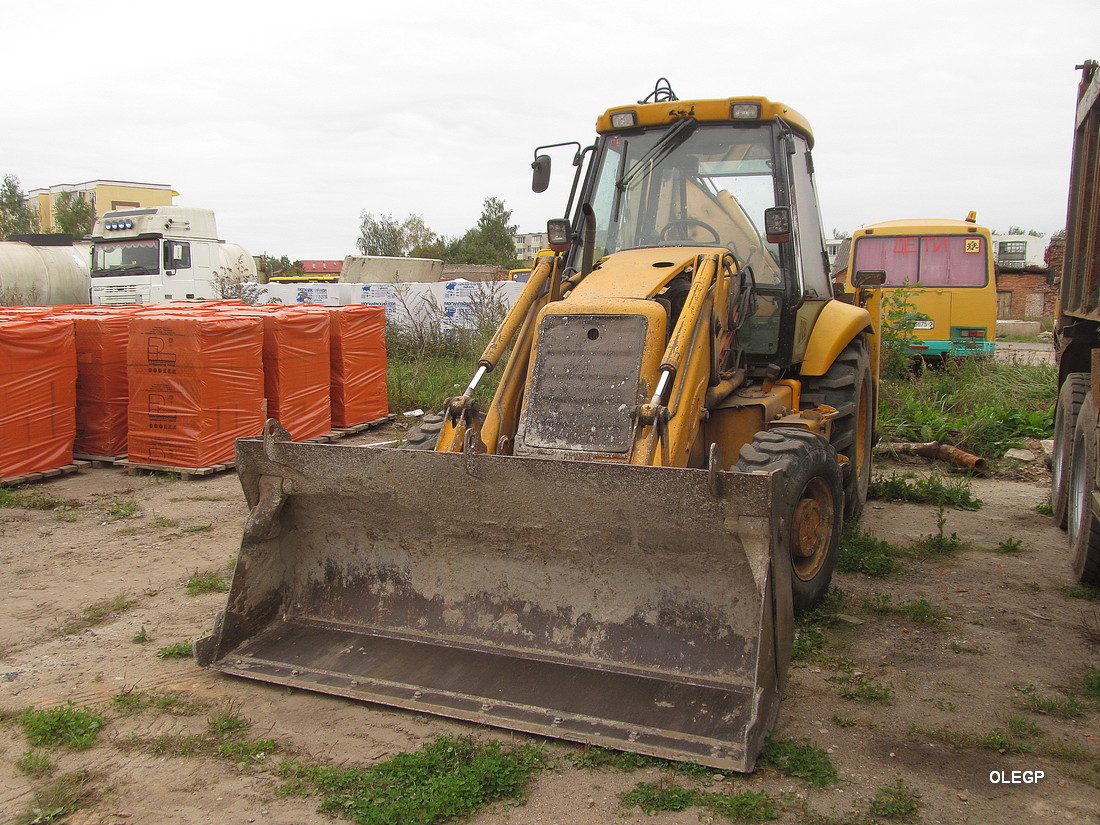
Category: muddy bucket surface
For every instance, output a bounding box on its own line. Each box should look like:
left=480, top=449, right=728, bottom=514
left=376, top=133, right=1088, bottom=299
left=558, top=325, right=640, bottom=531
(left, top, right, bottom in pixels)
left=196, top=426, right=792, bottom=771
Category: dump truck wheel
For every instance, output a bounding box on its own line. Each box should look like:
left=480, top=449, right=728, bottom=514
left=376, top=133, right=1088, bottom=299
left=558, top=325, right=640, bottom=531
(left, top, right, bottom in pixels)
left=736, top=429, right=843, bottom=612
left=1052, top=373, right=1089, bottom=529
left=1068, top=391, right=1100, bottom=585
left=801, top=337, right=872, bottom=521
left=404, top=412, right=445, bottom=450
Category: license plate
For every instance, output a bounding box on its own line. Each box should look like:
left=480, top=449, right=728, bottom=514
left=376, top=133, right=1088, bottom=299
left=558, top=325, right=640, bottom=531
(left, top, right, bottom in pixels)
left=913, top=320, right=934, bottom=330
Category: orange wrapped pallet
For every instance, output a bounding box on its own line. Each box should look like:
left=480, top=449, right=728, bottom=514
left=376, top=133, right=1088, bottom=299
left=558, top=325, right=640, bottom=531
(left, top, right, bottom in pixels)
left=233, top=306, right=331, bottom=441
left=53, top=308, right=136, bottom=458
left=327, top=305, right=388, bottom=427
left=0, top=315, right=77, bottom=479
left=127, top=312, right=264, bottom=468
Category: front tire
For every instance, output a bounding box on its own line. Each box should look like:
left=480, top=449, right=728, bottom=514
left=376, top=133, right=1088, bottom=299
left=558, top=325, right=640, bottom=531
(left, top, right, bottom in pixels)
left=736, top=429, right=844, bottom=612
left=801, top=337, right=873, bottom=521
left=404, top=412, right=445, bottom=450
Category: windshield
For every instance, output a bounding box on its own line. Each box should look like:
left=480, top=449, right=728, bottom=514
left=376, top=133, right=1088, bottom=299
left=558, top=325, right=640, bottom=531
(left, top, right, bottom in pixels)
left=586, top=123, right=782, bottom=284
left=853, top=235, right=989, bottom=287
left=93, top=239, right=159, bottom=276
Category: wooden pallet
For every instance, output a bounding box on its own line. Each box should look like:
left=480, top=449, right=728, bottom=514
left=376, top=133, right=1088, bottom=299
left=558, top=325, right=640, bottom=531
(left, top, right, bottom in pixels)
left=1, top=461, right=89, bottom=487
left=74, top=452, right=127, bottom=468
left=112, top=417, right=395, bottom=480
left=116, top=459, right=233, bottom=481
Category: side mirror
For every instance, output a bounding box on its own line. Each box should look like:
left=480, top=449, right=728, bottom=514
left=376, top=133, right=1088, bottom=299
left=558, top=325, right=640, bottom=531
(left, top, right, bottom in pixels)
left=763, top=207, right=791, bottom=244
left=532, top=155, right=551, bottom=193
left=852, top=269, right=887, bottom=288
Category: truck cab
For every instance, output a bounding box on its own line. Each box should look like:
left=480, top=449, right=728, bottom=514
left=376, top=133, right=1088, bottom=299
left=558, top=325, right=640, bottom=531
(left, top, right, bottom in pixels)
left=89, top=206, right=254, bottom=304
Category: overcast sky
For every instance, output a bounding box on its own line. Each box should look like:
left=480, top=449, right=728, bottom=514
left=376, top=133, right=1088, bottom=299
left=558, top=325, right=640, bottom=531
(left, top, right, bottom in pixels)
left=4, top=0, right=1097, bottom=260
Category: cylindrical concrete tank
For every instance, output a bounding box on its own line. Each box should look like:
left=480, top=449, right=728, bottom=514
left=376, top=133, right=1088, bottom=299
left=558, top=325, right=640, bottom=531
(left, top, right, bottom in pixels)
left=219, top=243, right=257, bottom=280
left=0, top=241, right=90, bottom=305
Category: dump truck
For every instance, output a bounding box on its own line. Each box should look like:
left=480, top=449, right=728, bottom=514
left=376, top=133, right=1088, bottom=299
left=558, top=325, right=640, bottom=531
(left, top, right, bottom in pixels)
left=1052, top=59, right=1100, bottom=586
left=196, top=82, right=881, bottom=771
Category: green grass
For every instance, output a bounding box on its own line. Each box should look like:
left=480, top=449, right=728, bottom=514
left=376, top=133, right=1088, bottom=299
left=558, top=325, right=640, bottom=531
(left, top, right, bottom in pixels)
left=877, top=358, right=1055, bottom=458
left=791, top=588, right=848, bottom=662
left=116, top=704, right=279, bottom=766
left=867, top=782, right=921, bottom=821
left=0, top=487, right=81, bottom=511
left=1019, top=691, right=1088, bottom=719
left=1061, top=584, right=1100, bottom=601
left=18, top=703, right=105, bottom=750
left=995, top=538, right=1027, bottom=554
left=619, top=782, right=778, bottom=821
left=156, top=641, right=194, bottom=659
left=185, top=573, right=229, bottom=595
left=1083, top=668, right=1100, bottom=699
left=1034, top=501, right=1054, bottom=516
left=757, top=736, right=838, bottom=787
left=829, top=674, right=895, bottom=703
left=183, top=524, right=214, bottom=533
left=861, top=594, right=948, bottom=626
left=12, top=770, right=97, bottom=825
left=868, top=471, right=982, bottom=510
left=112, top=688, right=207, bottom=717
left=59, top=593, right=137, bottom=636
left=148, top=515, right=180, bottom=528
left=16, top=750, right=52, bottom=777
left=103, top=498, right=139, bottom=520
left=277, top=734, right=546, bottom=825
left=837, top=525, right=901, bottom=577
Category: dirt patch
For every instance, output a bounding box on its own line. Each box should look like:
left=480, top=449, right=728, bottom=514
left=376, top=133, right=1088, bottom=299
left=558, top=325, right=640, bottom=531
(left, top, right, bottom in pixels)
left=1, top=437, right=1097, bottom=824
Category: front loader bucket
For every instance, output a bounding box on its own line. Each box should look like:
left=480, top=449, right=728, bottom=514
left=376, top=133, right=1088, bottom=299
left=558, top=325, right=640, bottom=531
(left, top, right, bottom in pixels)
left=196, top=424, right=792, bottom=771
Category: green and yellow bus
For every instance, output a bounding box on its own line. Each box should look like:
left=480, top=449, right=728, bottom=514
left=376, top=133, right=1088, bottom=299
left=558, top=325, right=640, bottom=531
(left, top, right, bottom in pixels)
left=846, top=213, right=997, bottom=359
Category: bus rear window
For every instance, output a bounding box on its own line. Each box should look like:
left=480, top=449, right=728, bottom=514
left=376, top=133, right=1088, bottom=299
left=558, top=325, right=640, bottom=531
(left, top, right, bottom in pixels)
left=853, top=235, right=988, bottom=287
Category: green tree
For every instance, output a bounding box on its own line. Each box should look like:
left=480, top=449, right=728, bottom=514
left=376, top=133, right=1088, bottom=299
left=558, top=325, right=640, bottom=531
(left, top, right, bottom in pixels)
left=446, top=197, right=518, bottom=267
left=357, top=212, right=444, bottom=258
left=52, top=191, right=96, bottom=237
left=0, top=174, right=40, bottom=238
left=259, top=253, right=303, bottom=280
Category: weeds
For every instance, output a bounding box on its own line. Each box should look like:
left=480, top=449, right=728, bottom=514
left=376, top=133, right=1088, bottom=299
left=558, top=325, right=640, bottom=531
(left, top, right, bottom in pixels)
left=1083, top=668, right=1100, bottom=698
left=18, top=703, right=105, bottom=750
left=117, top=703, right=278, bottom=766
left=59, top=593, right=136, bottom=636
left=791, top=588, right=847, bottom=662
left=148, top=515, right=180, bottom=528
left=0, top=488, right=80, bottom=511
left=877, top=358, right=1055, bottom=458
left=867, top=782, right=921, bottom=821
left=949, top=641, right=986, bottom=655
left=619, top=781, right=778, bottom=821
left=12, top=770, right=97, bottom=825
left=906, top=505, right=967, bottom=558
left=861, top=594, right=948, bottom=626
left=157, top=641, right=193, bottom=659
left=277, top=734, right=546, bottom=825
left=995, top=538, right=1027, bottom=555
left=183, top=524, right=214, bottom=533
left=837, top=525, right=901, bottom=577
left=16, top=750, right=52, bottom=777
left=832, top=715, right=857, bottom=728
left=1034, top=501, right=1054, bottom=516
left=132, top=626, right=149, bottom=644
left=757, top=736, right=838, bottom=787
left=1061, top=584, right=1100, bottom=601
left=829, top=674, right=895, bottom=703
left=868, top=471, right=982, bottom=510
left=103, top=498, right=139, bottom=520
left=566, top=745, right=717, bottom=778
left=112, top=688, right=207, bottom=717
left=185, top=573, right=228, bottom=595
left=1019, top=691, right=1088, bottom=719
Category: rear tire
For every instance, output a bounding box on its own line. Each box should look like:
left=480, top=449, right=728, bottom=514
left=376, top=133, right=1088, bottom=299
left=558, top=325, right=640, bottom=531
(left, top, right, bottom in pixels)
left=1052, top=373, right=1089, bottom=528
left=736, top=429, right=843, bottom=612
left=1068, top=391, right=1100, bottom=585
left=801, top=337, right=873, bottom=521
left=404, top=412, right=445, bottom=450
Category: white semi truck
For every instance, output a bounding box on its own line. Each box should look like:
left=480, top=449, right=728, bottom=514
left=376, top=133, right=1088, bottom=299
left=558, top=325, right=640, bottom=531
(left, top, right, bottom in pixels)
left=89, top=206, right=255, bottom=305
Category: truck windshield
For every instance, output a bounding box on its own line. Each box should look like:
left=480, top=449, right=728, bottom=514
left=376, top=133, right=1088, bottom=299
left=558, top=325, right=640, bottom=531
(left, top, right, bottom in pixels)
left=853, top=235, right=988, bottom=287
left=93, top=239, right=159, bottom=276
left=586, top=123, right=782, bottom=284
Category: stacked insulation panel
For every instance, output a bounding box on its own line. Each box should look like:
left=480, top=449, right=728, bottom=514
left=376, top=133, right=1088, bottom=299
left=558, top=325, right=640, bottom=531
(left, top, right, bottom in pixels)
left=233, top=306, right=331, bottom=441
left=0, top=314, right=77, bottom=479
left=53, top=306, right=138, bottom=458
left=127, top=311, right=265, bottom=468
left=327, top=305, right=388, bottom=427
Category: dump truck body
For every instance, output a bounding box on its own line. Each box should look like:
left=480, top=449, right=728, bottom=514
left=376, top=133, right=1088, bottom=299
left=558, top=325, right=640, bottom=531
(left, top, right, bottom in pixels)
left=200, top=83, right=877, bottom=771
left=1052, top=59, right=1100, bottom=585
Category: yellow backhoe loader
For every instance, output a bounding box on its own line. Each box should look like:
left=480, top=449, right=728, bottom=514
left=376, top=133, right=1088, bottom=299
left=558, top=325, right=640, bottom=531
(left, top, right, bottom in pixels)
left=196, top=81, right=879, bottom=772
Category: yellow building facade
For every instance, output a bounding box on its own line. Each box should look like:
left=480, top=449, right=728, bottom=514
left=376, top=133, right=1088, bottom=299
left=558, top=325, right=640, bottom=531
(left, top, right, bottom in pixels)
left=27, top=180, right=177, bottom=232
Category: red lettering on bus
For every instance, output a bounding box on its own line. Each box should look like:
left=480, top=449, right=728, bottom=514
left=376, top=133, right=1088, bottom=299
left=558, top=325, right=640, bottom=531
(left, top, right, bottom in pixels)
left=893, top=237, right=918, bottom=253
left=924, top=237, right=949, bottom=252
